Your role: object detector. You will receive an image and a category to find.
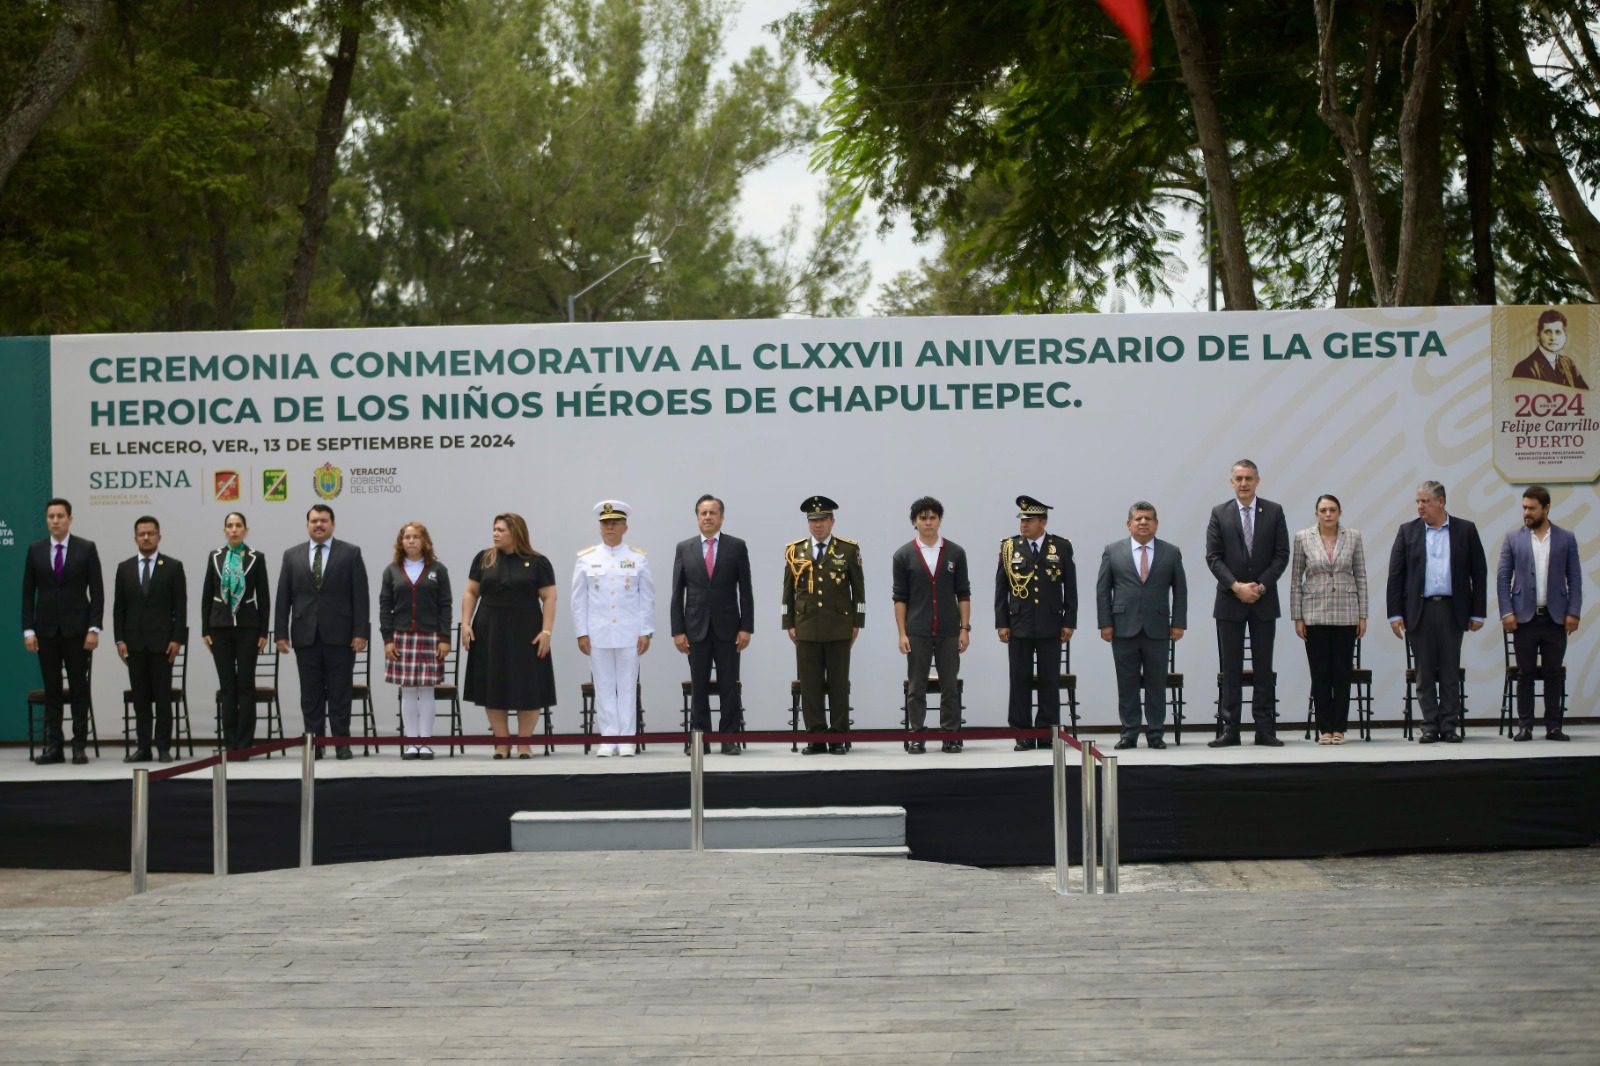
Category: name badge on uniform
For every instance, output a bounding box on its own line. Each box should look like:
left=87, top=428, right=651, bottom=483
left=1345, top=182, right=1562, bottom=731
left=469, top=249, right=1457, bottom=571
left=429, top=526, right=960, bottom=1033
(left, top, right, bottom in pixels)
left=620, top=559, right=636, bottom=569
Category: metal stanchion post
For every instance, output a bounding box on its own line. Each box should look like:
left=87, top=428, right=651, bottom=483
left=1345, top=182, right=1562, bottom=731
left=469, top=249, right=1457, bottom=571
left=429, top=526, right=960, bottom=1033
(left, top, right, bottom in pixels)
left=299, top=734, right=315, bottom=869
left=212, top=753, right=229, bottom=877
left=1080, top=744, right=1097, bottom=895
left=689, top=729, right=705, bottom=852
left=1051, top=729, right=1069, bottom=895
left=1102, top=755, right=1120, bottom=894
left=131, top=769, right=149, bottom=896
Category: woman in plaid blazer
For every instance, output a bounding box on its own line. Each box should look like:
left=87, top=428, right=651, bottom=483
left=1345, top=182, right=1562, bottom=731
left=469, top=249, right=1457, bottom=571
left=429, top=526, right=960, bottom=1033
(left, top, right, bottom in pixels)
left=1290, top=495, right=1369, bottom=743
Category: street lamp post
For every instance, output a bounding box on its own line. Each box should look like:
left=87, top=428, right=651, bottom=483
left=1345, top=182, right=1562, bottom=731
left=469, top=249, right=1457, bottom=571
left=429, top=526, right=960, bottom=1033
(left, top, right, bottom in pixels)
left=566, top=247, right=663, bottom=322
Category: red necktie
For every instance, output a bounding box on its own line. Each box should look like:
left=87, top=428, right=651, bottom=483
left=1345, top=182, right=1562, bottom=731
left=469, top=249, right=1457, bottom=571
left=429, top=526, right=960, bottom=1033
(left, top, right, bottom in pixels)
left=704, top=537, right=715, bottom=578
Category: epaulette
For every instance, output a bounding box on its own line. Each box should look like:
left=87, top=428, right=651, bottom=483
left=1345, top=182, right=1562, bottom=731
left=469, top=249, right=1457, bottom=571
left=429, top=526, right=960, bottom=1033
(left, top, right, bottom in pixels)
left=576, top=545, right=597, bottom=556
left=835, top=536, right=858, bottom=546
left=627, top=544, right=647, bottom=555
left=788, top=538, right=810, bottom=550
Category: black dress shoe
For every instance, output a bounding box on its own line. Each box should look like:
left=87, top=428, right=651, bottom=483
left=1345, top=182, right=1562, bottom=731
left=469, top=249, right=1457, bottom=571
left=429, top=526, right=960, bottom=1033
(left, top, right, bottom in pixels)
left=828, top=743, right=848, bottom=754
left=72, top=752, right=89, bottom=765
left=906, top=740, right=926, bottom=754
left=1013, top=740, right=1033, bottom=752
left=941, top=741, right=962, bottom=753
left=1147, top=737, right=1167, bottom=750
left=314, top=746, right=326, bottom=759
left=720, top=743, right=741, bottom=755
left=1513, top=727, right=1533, bottom=742
left=1546, top=729, right=1571, bottom=741
left=1207, top=734, right=1241, bottom=748
left=1417, top=732, right=1439, bottom=744
left=1255, top=735, right=1284, bottom=747
left=335, top=746, right=354, bottom=760
left=802, top=742, right=829, bottom=755
left=157, top=750, right=173, bottom=763
left=33, top=751, right=64, bottom=765
left=1442, top=732, right=1463, bottom=744
left=133, top=747, right=153, bottom=762
left=1113, top=738, right=1137, bottom=750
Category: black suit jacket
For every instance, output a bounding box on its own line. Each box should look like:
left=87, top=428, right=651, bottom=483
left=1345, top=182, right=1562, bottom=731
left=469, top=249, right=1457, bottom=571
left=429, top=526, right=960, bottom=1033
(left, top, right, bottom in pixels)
left=1205, top=497, right=1289, bottom=621
left=22, top=535, right=104, bottom=637
left=670, top=533, right=754, bottom=643
left=1385, top=516, right=1488, bottom=631
left=275, top=539, right=371, bottom=647
left=113, top=554, right=188, bottom=653
left=200, top=547, right=270, bottom=635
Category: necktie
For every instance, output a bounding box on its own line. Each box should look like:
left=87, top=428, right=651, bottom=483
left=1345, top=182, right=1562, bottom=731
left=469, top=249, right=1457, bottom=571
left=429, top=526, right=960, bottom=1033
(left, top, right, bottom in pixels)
left=1028, top=539, right=1039, bottom=559
left=703, top=537, right=715, bottom=578
left=815, top=541, right=826, bottom=563
left=141, top=557, right=152, bottom=593
left=1242, top=506, right=1255, bottom=552
left=313, top=543, right=324, bottom=590
left=52, top=543, right=63, bottom=581
left=1138, top=544, right=1149, bottom=583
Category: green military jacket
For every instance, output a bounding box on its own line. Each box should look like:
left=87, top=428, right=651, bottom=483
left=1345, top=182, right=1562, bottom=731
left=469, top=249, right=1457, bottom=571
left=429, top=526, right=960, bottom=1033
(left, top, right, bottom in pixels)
left=781, top=537, right=865, bottom=641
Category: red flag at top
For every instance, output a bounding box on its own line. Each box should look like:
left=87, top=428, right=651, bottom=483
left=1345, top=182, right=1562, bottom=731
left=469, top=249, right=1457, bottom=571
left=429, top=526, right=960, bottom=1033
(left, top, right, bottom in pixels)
left=1095, top=0, right=1152, bottom=81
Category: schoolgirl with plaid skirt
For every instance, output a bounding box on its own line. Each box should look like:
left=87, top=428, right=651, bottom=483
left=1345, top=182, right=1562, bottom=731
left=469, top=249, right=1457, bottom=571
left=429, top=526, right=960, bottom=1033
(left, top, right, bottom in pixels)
left=379, top=523, right=453, bottom=759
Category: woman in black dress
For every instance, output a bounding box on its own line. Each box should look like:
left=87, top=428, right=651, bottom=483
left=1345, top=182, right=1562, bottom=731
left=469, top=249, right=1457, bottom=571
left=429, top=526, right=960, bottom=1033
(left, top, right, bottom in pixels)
left=461, top=513, right=557, bottom=758
left=201, top=511, right=270, bottom=752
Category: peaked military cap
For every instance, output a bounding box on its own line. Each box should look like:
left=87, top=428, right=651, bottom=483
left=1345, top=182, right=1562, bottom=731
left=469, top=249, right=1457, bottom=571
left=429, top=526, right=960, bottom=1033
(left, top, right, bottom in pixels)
left=594, top=500, right=630, bottom=521
left=1016, top=495, right=1052, bottom=518
left=801, top=495, right=839, bottom=518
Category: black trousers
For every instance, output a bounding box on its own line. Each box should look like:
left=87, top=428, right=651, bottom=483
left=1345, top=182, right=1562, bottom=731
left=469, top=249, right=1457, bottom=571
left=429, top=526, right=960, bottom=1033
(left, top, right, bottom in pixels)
left=1513, top=610, right=1567, bottom=730
left=211, top=629, right=260, bottom=750
left=36, top=634, right=91, bottom=754
left=1304, top=624, right=1357, bottom=734
left=296, top=642, right=355, bottom=739
left=797, top=639, right=852, bottom=732
left=906, top=635, right=961, bottom=731
left=1216, top=617, right=1278, bottom=735
left=1412, top=599, right=1465, bottom=735
left=1112, top=634, right=1167, bottom=740
left=125, top=648, right=174, bottom=750
left=1007, top=636, right=1061, bottom=729
left=687, top=639, right=742, bottom=732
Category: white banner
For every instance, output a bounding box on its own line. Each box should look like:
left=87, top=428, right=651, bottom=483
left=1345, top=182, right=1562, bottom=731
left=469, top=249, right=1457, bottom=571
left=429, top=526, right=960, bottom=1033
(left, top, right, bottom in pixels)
left=47, top=305, right=1597, bottom=736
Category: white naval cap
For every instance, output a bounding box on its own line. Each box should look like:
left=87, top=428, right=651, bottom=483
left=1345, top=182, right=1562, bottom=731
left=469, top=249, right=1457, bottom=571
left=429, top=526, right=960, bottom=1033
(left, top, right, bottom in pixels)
left=594, top=500, right=631, bottom=521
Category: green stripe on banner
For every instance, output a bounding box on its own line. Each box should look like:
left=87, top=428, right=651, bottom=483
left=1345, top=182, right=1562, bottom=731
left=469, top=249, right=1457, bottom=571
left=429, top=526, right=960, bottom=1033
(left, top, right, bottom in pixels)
left=0, top=336, right=52, bottom=740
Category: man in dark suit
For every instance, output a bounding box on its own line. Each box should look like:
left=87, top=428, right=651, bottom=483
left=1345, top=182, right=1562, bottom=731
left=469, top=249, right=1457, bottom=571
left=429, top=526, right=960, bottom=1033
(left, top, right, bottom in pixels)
left=783, top=495, right=866, bottom=755
left=275, top=504, right=370, bottom=759
left=112, top=516, right=187, bottom=762
left=995, top=495, right=1077, bottom=751
left=1205, top=459, right=1290, bottom=747
left=1387, top=480, right=1487, bottom=743
left=1509, top=309, right=1590, bottom=390
left=21, top=498, right=104, bottom=765
left=670, top=494, right=754, bottom=752
left=1496, top=485, right=1582, bottom=741
left=1097, top=501, right=1187, bottom=749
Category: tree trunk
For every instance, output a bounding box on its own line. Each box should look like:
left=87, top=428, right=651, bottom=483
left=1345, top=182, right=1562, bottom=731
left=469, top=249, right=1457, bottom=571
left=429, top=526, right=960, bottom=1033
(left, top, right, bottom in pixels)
left=1392, top=0, right=1465, bottom=307
left=1313, top=0, right=1393, bottom=305
left=1454, top=0, right=1495, bottom=305
left=1504, top=16, right=1600, bottom=298
left=1164, top=0, right=1256, bottom=310
left=209, top=203, right=237, bottom=330
left=1334, top=191, right=1360, bottom=307
left=0, top=0, right=107, bottom=198
left=283, top=3, right=364, bottom=329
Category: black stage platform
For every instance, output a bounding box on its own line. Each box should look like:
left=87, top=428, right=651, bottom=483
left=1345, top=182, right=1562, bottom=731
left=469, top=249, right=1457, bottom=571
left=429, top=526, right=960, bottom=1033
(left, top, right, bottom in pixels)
left=3, top=735, right=1597, bottom=872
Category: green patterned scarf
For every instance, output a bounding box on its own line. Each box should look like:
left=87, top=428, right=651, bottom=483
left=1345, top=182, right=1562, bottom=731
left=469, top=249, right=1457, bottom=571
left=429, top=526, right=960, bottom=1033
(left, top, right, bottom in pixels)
left=221, top=544, right=248, bottom=612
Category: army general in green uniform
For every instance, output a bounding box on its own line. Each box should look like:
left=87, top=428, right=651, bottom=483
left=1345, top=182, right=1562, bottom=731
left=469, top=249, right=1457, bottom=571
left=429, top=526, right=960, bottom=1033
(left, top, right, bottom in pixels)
left=783, top=495, right=865, bottom=754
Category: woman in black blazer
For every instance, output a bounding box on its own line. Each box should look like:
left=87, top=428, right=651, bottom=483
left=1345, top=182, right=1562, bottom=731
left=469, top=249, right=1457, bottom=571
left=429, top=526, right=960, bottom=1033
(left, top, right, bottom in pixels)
left=201, top=511, right=270, bottom=752
left=379, top=521, right=453, bottom=759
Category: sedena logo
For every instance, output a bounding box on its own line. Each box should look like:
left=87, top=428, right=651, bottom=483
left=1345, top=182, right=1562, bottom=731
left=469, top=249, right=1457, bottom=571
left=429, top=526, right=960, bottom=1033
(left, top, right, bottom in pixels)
left=89, top=470, right=193, bottom=490
left=262, top=469, right=288, bottom=502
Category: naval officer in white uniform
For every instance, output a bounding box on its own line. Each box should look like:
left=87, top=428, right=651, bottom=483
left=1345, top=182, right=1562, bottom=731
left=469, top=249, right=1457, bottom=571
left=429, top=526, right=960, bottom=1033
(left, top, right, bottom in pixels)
left=571, top=500, right=654, bottom=756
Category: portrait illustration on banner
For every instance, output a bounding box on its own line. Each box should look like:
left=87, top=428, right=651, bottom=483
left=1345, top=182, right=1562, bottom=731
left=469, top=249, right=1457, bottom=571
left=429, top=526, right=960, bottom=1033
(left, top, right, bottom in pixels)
left=1491, top=305, right=1598, bottom=484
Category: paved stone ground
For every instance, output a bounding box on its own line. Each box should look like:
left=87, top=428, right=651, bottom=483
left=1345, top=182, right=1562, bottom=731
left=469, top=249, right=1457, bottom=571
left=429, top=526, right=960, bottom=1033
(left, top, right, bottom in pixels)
left=2, top=850, right=1596, bottom=1063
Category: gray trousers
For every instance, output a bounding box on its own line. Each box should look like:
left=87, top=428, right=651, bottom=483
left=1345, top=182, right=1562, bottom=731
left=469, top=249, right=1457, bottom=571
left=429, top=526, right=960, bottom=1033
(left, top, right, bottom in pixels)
left=906, top=635, right=961, bottom=731
left=1412, top=599, right=1465, bottom=735
left=1112, top=634, right=1167, bottom=740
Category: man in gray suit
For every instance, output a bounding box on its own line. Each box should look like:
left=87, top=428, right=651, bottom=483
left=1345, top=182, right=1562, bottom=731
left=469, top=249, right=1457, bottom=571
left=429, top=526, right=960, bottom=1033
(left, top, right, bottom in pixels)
left=1205, top=458, right=1290, bottom=747
left=1097, top=501, right=1187, bottom=749
left=276, top=504, right=370, bottom=759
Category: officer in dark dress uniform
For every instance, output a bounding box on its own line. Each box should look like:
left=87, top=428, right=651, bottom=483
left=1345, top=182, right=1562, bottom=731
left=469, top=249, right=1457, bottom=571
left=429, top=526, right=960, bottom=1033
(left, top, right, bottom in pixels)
left=782, top=495, right=865, bottom=754
left=995, top=495, right=1077, bottom=750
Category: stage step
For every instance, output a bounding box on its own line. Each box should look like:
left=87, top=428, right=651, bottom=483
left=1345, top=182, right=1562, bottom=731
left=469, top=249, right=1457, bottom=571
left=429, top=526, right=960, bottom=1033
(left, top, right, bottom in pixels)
left=510, top=806, right=906, bottom=854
